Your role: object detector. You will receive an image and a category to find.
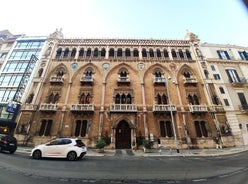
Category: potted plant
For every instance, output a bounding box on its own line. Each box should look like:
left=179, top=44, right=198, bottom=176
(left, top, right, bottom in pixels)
left=142, top=139, right=153, bottom=153
left=95, top=139, right=106, bottom=153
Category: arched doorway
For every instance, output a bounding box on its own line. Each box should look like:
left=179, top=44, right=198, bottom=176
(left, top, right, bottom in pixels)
left=115, top=120, right=131, bottom=149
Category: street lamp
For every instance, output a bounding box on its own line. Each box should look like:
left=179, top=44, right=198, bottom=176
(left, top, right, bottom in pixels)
left=165, top=76, right=180, bottom=153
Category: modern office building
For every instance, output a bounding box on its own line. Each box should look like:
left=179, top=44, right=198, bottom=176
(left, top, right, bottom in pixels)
left=15, top=29, right=238, bottom=150
left=0, top=35, right=46, bottom=135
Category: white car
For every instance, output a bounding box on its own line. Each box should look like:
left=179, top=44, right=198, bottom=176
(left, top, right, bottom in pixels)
left=31, top=138, right=87, bottom=161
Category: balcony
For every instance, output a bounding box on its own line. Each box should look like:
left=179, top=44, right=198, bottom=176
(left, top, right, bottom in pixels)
left=230, top=78, right=247, bottom=87
left=189, top=105, right=208, bottom=113
left=117, top=77, right=130, bottom=86
left=153, top=77, right=166, bottom=86
left=110, top=104, right=137, bottom=112
left=70, top=104, right=94, bottom=113
left=80, top=76, right=94, bottom=86
left=183, top=77, right=197, bottom=86
left=209, top=105, right=225, bottom=112
left=39, top=103, right=58, bottom=112
left=153, top=104, right=177, bottom=113
left=21, top=104, right=38, bottom=111
left=239, top=105, right=248, bottom=114
left=50, top=76, right=64, bottom=85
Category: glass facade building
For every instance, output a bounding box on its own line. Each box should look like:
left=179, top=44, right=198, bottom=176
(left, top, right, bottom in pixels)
left=0, top=37, right=46, bottom=134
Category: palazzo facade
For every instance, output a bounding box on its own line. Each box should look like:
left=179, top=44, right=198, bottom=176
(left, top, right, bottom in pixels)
left=15, top=30, right=236, bottom=149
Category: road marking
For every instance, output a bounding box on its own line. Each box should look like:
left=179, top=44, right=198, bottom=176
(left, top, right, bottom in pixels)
left=192, top=178, right=207, bottom=182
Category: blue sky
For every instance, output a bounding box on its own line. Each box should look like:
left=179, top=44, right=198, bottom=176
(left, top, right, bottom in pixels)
left=1, top=0, right=248, bottom=46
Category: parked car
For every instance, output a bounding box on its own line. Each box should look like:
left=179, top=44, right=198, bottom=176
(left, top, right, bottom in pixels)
left=0, top=134, right=17, bottom=154
left=31, top=138, right=87, bottom=161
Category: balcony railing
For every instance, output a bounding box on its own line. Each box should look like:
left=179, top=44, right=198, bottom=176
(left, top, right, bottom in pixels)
left=70, top=104, right=94, bottom=113
left=39, top=103, right=58, bottom=112
left=110, top=104, right=137, bottom=112
left=239, top=105, right=248, bottom=114
left=189, top=105, right=208, bottom=113
left=230, top=78, right=247, bottom=87
left=153, top=104, right=177, bottom=113
left=209, top=105, right=225, bottom=112
left=153, top=77, right=166, bottom=85
left=80, top=77, right=94, bottom=85
left=184, top=77, right=197, bottom=85
left=50, top=76, right=64, bottom=85
left=21, top=104, right=38, bottom=111
left=117, top=77, right=130, bottom=85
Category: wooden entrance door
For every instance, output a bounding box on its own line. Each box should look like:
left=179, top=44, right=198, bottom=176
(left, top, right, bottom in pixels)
left=115, top=120, right=131, bottom=149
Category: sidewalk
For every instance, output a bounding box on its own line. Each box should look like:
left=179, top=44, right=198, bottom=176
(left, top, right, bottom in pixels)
left=16, top=145, right=248, bottom=157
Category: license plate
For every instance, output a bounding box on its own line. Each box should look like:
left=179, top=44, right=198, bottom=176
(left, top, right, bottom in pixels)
left=9, top=143, right=15, bottom=146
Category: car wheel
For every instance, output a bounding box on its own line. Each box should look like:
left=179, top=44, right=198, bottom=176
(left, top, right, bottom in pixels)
left=67, top=151, right=77, bottom=161
left=32, top=150, right=42, bottom=159
left=9, top=149, right=16, bottom=154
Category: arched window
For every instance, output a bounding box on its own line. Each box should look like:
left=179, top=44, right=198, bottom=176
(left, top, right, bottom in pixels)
left=79, top=92, right=92, bottom=104
left=115, top=94, right=121, bottom=104
left=179, top=49, right=184, bottom=59
left=64, top=48, right=69, bottom=57
left=55, top=48, right=62, bottom=58
left=149, top=49, right=154, bottom=57
left=171, top=49, right=177, bottom=59
left=157, top=49, right=161, bottom=57
left=121, top=94, right=126, bottom=104
left=109, top=48, right=114, bottom=57
left=71, top=48, right=77, bottom=58
left=183, top=72, right=191, bottom=78
left=162, top=94, right=168, bottom=104
left=101, top=48, right=106, bottom=57
left=133, top=49, right=139, bottom=57
left=155, top=71, right=162, bottom=77
left=126, top=94, right=132, bottom=104
left=142, top=49, right=147, bottom=57
left=86, top=48, right=91, bottom=57
left=38, top=68, right=43, bottom=77
left=164, top=49, right=169, bottom=58
left=186, top=50, right=192, bottom=60
left=157, top=94, right=162, bottom=104
left=93, top=48, right=98, bottom=57
left=187, top=95, right=194, bottom=104
left=85, top=71, right=93, bottom=78
left=120, top=70, right=127, bottom=77
left=125, top=48, right=131, bottom=57
left=204, top=70, right=209, bottom=78
left=79, top=48, right=84, bottom=57
left=117, top=48, right=122, bottom=57
left=193, top=95, right=200, bottom=105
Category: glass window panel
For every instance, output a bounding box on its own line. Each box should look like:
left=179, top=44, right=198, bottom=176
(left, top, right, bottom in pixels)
left=2, top=76, right=11, bottom=86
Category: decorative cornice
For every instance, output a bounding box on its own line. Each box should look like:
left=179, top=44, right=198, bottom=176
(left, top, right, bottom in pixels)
left=57, top=38, right=191, bottom=47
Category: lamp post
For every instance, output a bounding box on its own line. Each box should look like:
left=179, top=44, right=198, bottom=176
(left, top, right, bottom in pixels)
left=165, top=76, right=180, bottom=153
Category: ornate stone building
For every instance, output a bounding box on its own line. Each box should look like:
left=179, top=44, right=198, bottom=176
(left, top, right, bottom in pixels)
left=16, top=30, right=235, bottom=149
